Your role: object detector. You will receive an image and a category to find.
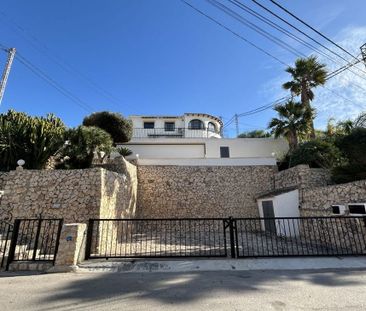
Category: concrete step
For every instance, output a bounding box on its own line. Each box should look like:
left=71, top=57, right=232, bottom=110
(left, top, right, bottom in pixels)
left=77, top=257, right=366, bottom=273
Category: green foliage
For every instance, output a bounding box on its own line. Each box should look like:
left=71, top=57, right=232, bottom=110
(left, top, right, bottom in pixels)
left=332, top=164, right=366, bottom=184
left=116, top=147, right=133, bottom=157
left=0, top=110, right=66, bottom=171
left=83, top=111, right=132, bottom=144
left=237, top=130, right=271, bottom=138
left=282, top=56, right=327, bottom=138
left=58, top=126, right=113, bottom=169
left=331, top=128, right=366, bottom=183
left=283, top=56, right=327, bottom=103
left=288, top=139, right=344, bottom=169
left=336, top=128, right=366, bottom=166
left=268, top=100, right=314, bottom=150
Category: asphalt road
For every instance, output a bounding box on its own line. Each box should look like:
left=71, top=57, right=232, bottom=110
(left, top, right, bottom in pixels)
left=1, top=269, right=366, bottom=311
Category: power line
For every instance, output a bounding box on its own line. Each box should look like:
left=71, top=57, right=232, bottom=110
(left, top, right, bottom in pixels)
left=0, top=9, right=132, bottom=112
left=15, top=52, right=94, bottom=112
left=181, top=1, right=363, bottom=126
left=229, top=0, right=366, bottom=82
left=228, top=0, right=335, bottom=61
left=269, top=0, right=361, bottom=63
left=249, top=0, right=366, bottom=77
left=180, top=0, right=289, bottom=66
left=206, top=0, right=306, bottom=58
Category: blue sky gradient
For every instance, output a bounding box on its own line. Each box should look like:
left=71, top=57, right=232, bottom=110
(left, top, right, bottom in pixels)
left=1, top=0, right=365, bottom=136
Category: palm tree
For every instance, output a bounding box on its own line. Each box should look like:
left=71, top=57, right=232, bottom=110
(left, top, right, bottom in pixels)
left=268, top=100, right=314, bottom=151
left=283, top=56, right=327, bottom=138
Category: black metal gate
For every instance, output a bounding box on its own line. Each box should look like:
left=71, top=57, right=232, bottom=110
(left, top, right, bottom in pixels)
left=0, top=220, right=13, bottom=269
left=5, top=218, right=63, bottom=270
left=85, top=216, right=366, bottom=260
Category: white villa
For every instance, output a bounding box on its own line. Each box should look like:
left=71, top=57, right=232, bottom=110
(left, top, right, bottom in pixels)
left=119, top=113, right=289, bottom=166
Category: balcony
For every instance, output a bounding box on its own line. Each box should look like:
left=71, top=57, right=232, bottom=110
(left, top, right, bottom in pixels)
left=132, top=128, right=221, bottom=139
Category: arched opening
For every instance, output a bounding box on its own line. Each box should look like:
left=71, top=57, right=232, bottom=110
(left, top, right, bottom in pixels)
left=207, top=122, right=217, bottom=133
left=188, top=119, right=204, bottom=130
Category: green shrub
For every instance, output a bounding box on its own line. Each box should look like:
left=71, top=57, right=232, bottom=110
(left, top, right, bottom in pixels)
left=116, top=147, right=133, bottom=157
left=332, top=164, right=366, bottom=184
left=335, top=128, right=366, bottom=166
left=0, top=110, right=66, bottom=171
left=237, top=130, right=271, bottom=138
left=331, top=128, right=366, bottom=183
left=289, top=139, right=344, bottom=169
left=83, top=111, right=132, bottom=144
left=58, top=126, right=113, bottom=169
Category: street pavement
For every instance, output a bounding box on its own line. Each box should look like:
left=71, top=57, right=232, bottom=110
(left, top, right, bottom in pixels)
left=0, top=269, right=366, bottom=310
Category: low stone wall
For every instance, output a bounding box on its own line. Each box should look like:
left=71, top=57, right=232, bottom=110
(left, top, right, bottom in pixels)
left=301, top=179, right=366, bottom=216
left=137, top=165, right=277, bottom=218
left=0, top=158, right=137, bottom=223
left=275, top=164, right=331, bottom=191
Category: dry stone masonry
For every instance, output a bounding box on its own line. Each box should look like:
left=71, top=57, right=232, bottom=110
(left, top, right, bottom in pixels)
left=0, top=157, right=137, bottom=223
left=301, top=179, right=366, bottom=216
left=137, top=165, right=277, bottom=218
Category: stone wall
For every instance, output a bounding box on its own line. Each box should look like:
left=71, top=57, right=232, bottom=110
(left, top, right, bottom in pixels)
left=275, top=164, right=331, bottom=191
left=137, top=165, right=277, bottom=218
left=0, top=172, right=8, bottom=189
left=0, top=158, right=137, bottom=223
left=301, top=179, right=366, bottom=216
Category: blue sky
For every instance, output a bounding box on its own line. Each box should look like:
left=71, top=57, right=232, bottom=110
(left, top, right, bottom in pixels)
left=1, top=0, right=366, bottom=137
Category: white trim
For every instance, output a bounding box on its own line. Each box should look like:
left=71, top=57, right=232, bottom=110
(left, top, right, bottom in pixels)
left=137, top=157, right=276, bottom=166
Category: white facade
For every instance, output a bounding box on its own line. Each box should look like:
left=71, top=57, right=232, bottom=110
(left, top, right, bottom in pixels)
left=130, top=113, right=222, bottom=139
left=115, top=112, right=290, bottom=166
left=257, top=189, right=300, bottom=237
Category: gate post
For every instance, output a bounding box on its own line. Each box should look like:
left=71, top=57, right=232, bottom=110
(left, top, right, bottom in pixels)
left=228, top=217, right=236, bottom=258
left=32, top=219, right=42, bottom=261
left=85, top=219, right=94, bottom=260
left=6, top=219, right=20, bottom=271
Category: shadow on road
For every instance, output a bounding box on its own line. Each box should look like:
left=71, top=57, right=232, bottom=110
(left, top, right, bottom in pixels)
left=32, top=268, right=364, bottom=310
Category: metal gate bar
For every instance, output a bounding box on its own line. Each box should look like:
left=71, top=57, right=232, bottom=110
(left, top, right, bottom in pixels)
left=85, top=216, right=366, bottom=260
left=85, top=218, right=229, bottom=259
left=235, top=216, right=366, bottom=258
left=5, top=218, right=63, bottom=270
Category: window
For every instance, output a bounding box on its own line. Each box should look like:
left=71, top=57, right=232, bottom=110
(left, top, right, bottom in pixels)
left=164, top=122, right=175, bottom=132
left=220, top=146, right=230, bottom=158
left=144, top=122, right=154, bottom=129
left=332, top=206, right=340, bottom=214
left=348, top=204, right=366, bottom=215
left=188, top=119, right=204, bottom=130
left=208, top=122, right=216, bottom=133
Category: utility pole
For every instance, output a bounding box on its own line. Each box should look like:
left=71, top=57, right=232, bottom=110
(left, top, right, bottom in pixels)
left=361, top=43, right=366, bottom=69
left=0, top=47, right=16, bottom=106
left=234, top=114, right=239, bottom=137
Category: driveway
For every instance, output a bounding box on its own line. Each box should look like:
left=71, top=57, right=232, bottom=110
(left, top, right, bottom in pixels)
left=0, top=269, right=366, bottom=310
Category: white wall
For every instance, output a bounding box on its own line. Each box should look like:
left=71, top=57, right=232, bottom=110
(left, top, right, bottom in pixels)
left=120, top=137, right=289, bottom=160
left=205, top=138, right=289, bottom=158
left=257, top=190, right=300, bottom=237
left=137, top=157, right=277, bottom=166
left=122, top=144, right=205, bottom=159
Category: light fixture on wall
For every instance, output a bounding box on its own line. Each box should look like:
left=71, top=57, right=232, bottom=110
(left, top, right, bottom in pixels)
left=16, top=159, right=25, bottom=170
left=271, top=152, right=276, bottom=158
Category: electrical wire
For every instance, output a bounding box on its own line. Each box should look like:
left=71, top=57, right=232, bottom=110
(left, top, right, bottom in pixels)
left=15, top=52, right=94, bottom=112
left=269, top=0, right=361, bottom=63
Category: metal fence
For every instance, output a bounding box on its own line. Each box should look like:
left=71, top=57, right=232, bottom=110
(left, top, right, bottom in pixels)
left=0, top=220, right=13, bottom=269
left=6, top=218, right=63, bottom=270
left=85, top=218, right=229, bottom=259
left=86, top=216, right=366, bottom=260
left=131, top=128, right=220, bottom=139
left=235, top=216, right=366, bottom=257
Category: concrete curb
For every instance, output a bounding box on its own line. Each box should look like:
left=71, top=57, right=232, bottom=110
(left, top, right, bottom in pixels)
left=77, top=257, right=366, bottom=273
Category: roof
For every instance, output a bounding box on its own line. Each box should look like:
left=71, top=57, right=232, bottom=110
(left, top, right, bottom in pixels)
left=256, top=187, right=298, bottom=200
